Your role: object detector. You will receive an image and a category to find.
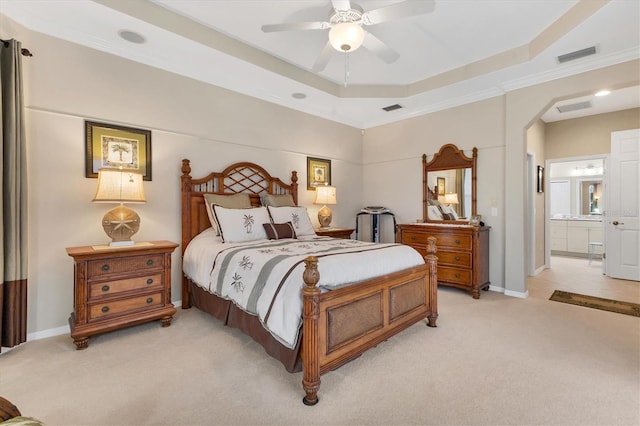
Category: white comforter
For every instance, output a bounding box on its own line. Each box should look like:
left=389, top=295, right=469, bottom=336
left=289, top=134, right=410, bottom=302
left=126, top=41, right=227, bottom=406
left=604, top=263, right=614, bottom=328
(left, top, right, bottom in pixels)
left=183, top=228, right=425, bottom=348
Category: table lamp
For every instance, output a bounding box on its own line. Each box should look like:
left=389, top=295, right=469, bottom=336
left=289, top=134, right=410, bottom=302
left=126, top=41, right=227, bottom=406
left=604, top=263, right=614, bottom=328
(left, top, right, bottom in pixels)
left=444, top=193, right=459, bottom=206
left=93, top=168, right=146, bottom=246
left=314, top=185, right=337, bottom=229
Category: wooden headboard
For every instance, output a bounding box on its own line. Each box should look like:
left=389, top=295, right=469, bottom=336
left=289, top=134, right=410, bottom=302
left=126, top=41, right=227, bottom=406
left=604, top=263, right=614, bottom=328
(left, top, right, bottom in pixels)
left=180, top=159, right=298, bottom=254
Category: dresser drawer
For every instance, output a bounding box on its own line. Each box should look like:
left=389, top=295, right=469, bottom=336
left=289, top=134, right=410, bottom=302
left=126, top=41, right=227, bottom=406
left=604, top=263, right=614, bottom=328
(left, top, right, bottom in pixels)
left=437, top=251, right=472, bottom=268
left=88, top=292, right=163, bottom=321
left=87, top=254, right=163, bottom=278
left=438, top=267, right=472, bottom=285
left=89, top=273, right=162, bottom=299
left=402, top=231, right=471, bottom=250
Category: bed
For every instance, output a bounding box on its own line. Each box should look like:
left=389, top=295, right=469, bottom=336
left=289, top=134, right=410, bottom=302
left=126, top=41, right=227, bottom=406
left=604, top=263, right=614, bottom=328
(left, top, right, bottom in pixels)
left=180, top=159, right=438, bottom=405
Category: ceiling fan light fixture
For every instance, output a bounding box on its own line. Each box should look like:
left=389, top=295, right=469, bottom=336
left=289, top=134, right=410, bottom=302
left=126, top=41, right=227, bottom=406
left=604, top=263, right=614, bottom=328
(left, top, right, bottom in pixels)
left=329, top=22, right=365, bottom=52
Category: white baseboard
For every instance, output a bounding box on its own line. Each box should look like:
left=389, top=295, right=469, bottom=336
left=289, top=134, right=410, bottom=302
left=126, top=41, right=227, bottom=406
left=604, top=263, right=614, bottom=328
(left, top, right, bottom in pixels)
left=27, top=324, right=69, bottom=342
left=24, top=301, right=182, bottom=344
left=489, top=285, right=504, bottom=293
left=504, top=289, right=529, bottom=298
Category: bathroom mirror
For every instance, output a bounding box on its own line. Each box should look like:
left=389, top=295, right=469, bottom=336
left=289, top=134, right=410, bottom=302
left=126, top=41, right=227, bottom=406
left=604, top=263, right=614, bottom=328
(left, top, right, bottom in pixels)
left=580, top=180, right=603, bottom=215
left=423, top=144, right=477, bottom=223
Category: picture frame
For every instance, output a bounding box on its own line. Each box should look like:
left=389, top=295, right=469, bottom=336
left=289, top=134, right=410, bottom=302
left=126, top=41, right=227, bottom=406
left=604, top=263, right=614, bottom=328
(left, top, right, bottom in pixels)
left=437, top=177, right=446, bottom=196
left=85, top=120, right=152, bottom=181
left=307, top=157, right=331, bottom=190
left=469, top=214, right=482, bottom=226
left=537, top=165, right=544, bottom=193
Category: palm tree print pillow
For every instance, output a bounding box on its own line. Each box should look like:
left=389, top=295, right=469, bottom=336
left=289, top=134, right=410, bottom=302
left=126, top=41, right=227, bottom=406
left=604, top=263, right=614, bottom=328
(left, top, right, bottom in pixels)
left=212, top=206, right=270, bottom=243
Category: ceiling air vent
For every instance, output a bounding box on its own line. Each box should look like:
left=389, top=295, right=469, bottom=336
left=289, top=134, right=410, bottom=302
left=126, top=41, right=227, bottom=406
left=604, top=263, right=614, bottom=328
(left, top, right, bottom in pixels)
left=557, top=46, right=596, bottom=63
left=382, top=104, right=402, bottom=112
left=557, top=101, right=592, bottom=113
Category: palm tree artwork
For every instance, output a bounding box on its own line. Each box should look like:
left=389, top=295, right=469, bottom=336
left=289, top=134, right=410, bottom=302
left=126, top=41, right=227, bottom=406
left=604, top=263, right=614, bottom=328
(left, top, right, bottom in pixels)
left=243, top=214, right=255, bottom=233
left=111, top=143, right=131, bottom=163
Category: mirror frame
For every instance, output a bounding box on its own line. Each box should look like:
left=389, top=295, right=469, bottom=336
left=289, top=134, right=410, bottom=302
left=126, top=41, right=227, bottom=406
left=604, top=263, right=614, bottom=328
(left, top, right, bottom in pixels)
left=423, top=144, right=477, bottom=223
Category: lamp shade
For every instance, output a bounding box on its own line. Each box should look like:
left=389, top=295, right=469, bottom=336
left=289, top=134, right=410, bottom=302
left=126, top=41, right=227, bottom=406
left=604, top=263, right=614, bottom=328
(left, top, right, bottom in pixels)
left=314, top=186, right=337, bottom=205
left=93, top=168, right=146, bottom=203
left=444, top=193, right=459, bottom=204
left=329, top=22, right=365, bottom=52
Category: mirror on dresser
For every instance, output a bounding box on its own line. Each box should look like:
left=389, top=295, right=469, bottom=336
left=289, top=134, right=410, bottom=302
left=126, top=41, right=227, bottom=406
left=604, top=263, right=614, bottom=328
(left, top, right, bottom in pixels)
left=422, top=144, right=477, bottom=223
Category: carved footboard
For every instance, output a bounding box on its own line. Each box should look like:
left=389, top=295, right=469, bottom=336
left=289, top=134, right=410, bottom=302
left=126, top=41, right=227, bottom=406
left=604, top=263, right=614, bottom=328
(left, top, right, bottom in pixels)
left=301, top=237, right=438, bottom=405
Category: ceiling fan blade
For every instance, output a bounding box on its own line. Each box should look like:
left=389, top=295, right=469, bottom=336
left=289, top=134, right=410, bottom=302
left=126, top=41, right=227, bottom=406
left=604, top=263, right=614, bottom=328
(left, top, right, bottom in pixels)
left=312, top=42, right=335, bottom=72
left=362, top=0, right=435, bottom=26
left=362, top=32, right=399, bottom=64
left=331, top=0, right=352, bottom=11
left=261, top=21, right=330, bottom=33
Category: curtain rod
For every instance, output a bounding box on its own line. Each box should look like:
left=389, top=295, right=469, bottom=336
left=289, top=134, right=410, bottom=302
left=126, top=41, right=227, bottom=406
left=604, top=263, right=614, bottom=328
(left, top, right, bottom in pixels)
left=0, top=38, right=33, bottom=57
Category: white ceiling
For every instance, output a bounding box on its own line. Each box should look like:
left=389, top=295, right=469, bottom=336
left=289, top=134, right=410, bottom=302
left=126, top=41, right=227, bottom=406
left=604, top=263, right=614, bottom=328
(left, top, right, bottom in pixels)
left=1, top=0, right=638, bottom=128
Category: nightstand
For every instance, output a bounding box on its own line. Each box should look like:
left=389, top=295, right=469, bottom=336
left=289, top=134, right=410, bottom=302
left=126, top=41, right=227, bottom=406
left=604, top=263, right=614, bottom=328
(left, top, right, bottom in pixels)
left=66, top=240, right=179, bottom=349
left=315, top=228, right=354, bottom=239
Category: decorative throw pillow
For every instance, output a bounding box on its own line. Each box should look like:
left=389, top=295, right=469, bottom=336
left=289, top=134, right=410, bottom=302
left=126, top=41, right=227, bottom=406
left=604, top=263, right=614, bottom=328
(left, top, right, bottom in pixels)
left=203, top=193, right=252, bottom=235
left=262, top=222, right=297, bottom=240
left=267, top=206, right=316, bottom=236
left=260, top=193, right=295, bottom=207
left=441, top=205, right=459, bottom=220
left=427, top=205, right=443, bottom=220
left=212, top=206, right=270, bottom=243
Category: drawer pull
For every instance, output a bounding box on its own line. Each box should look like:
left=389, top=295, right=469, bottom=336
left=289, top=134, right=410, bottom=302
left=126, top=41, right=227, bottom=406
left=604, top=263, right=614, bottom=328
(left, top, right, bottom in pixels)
left=146, top=297, right=153, bottom=304
left=101, top=306, right=109, bottom=313
left=101, top=285, right=110, bottom=292
left=455, top=273, right=461, bottom=278
left=455, top=256, right=460, bottom=261
left=146, top=259, right=154, bottom=266
left=410, top=236, right=416, bottom=241
left=146, top=278, right=153, bottom=285
left=454, top=239, right=461, bottom=245
left=102, top=264, right=110, bottom=271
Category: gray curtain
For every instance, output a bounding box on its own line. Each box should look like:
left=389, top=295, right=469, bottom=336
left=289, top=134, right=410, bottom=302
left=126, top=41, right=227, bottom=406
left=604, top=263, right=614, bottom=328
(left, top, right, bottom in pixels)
left=0, top=39, right=28, bottom=351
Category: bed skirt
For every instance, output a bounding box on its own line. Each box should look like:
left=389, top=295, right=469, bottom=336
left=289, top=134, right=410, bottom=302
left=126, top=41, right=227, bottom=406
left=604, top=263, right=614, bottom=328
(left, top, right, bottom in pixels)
left=189, top=281, right=303, bottom=373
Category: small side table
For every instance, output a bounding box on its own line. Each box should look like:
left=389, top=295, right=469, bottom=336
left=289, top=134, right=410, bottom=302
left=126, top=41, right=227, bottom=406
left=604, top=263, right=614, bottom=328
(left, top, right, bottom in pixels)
left=315, top=228, right=354, bottom=239
left=66, top=240, right=178, bottom=349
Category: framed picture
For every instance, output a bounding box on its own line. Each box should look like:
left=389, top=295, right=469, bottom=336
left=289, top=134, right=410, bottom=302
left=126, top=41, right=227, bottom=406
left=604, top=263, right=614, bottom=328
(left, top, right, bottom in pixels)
left=437, top=177, right=446, bottom=196
left=469, top=214, right=482, bottom=226
left=537, top=165, right=544, bottom=193
left=307, top=157, right=331, bottom=190
left=85, top=120, right=152, bottom=181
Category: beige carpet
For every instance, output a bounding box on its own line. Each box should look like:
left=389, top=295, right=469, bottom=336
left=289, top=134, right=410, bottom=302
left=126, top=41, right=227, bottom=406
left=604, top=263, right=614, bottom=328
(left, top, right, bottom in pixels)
left=1, top=271, right=639, bottom=425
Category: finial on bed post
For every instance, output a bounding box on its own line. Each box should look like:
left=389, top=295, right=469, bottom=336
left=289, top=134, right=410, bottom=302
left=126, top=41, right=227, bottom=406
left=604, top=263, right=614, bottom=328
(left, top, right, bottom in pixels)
left=425, top=236, right=438, bottom=328
left=181, top=159, right=191, bottom=177
left=302, top=256, right=321, bottom=406
left=291, top=171, right=298, bottom=206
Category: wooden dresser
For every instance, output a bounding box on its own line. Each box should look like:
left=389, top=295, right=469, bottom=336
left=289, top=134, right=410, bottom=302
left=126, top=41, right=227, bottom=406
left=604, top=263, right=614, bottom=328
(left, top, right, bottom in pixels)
left=66, top=240, right=179, bottom=349
left=396, top=224, right=490, bottom=299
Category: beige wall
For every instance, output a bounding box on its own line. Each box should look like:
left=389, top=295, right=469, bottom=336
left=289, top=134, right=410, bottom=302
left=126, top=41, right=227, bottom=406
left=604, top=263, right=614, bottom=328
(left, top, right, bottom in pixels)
left=527, top=120, right=546, bottom=272
left=2, top=17, right=363, bottom=336
left=545, top=108, right=640, bottom=159
left=363, top=97, right=506, bottom=290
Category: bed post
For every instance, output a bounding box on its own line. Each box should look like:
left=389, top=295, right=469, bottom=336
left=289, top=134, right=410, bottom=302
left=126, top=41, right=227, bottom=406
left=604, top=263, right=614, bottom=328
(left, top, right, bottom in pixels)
left=290, top=171, right=298, bottom=205
left=425, top=236, right=438, bottom=327
left=302, top=256, right=321, bottom=406
left=181, top=159, right=193, bottom=309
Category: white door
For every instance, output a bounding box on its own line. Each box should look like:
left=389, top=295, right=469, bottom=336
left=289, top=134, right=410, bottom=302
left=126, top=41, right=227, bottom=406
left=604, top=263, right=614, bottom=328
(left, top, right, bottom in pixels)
left=606, top=129, right=640, bottom=281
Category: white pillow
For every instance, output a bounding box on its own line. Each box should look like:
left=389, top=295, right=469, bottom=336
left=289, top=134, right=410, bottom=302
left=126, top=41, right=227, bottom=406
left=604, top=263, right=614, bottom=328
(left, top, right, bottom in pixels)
left=267, top=206, right=316, bottom=236
left=428, top=205, right=443, bottom=220
left=212, top=206, right=270, bottom=243
left=203, top=193, right=252, bottom=235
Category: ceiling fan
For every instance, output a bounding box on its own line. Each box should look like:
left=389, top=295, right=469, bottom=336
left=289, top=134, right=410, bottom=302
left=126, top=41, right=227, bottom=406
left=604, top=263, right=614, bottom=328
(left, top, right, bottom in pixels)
left=261, top=0, right=436, bottom=72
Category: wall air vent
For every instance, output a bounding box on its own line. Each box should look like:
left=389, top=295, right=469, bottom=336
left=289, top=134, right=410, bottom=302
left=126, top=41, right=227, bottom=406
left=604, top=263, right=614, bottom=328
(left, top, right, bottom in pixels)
left=557, top=46, right=597, bottom=63
left=557, top=101, right=592, bottom=113
left=382, top=104, right=402, bottom=112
